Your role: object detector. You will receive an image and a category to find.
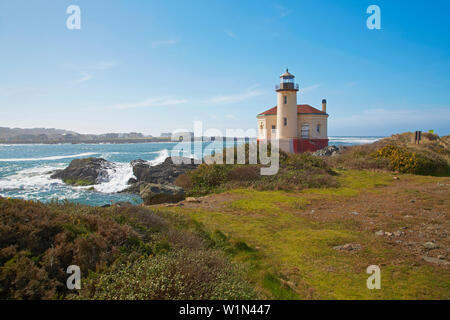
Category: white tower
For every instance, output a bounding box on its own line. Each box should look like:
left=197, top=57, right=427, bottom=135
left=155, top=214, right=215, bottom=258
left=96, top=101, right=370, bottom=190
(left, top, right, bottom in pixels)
left=276, top=69, right=299, bottom=152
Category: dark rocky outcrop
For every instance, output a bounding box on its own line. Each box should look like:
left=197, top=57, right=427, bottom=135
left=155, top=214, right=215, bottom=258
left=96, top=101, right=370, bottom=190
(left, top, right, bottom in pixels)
left=50, top=158, right=111, bottom=185
left=52, top=156, right=197, bottom=204
left=131, top=157, right=198, bottom=185
left=139, top=183, right=185, bottom=205
left=313, top=145, right=347, bottom=157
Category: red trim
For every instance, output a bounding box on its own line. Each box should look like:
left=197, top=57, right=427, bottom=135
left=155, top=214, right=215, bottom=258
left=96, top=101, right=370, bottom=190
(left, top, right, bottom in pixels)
left=293, top=138, right=328, bottom=153
left=258, top=138, right=328, bottom=153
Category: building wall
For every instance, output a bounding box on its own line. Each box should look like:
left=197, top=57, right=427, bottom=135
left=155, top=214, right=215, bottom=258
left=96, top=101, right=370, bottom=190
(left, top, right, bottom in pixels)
left=276, top=91, right=298, bottom=139
left=257, top=115, right=277, bottom=140
left=297, top=114, right=328, bottom=139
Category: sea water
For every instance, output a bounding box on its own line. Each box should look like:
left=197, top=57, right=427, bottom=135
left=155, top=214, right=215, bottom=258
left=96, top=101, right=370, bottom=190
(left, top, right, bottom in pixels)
left=0, top=137, right=381, bottom=206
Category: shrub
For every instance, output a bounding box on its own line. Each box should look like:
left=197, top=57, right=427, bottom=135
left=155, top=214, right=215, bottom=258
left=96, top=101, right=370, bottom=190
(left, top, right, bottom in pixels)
left=227, top=165, right=261, bottom=182
left=0, top=198, right=254, bottom=300
left=70, top=249, right=255, bottom=300
left=182, top=152, right=337, bottom=196
left=173, top=173, right=192, bottom=189
left=373, top=145, right=449, bottom=175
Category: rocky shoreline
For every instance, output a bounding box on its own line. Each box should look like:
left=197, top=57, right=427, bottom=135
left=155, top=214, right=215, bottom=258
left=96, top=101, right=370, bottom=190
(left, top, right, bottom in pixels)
left=50, top=145, right=343, bottom=205
left=51, top=156, right=199, bottom=205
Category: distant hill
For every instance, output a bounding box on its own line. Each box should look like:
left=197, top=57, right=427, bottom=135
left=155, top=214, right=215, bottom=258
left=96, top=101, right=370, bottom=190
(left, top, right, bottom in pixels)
left=0, top=127, right=152, bottom=143
left=0, top=127, right=78, bottom=138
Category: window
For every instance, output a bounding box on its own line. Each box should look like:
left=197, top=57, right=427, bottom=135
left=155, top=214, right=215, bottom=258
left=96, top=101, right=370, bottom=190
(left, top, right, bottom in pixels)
left=284, top=96, right=287, bottom=104
left=272, top=125, right=276, bottom=130
left=284, top=117, right=287, bottom=126
left=301, top=124, right=309, bottom=138
left=317, top=124, right=320, bottom=133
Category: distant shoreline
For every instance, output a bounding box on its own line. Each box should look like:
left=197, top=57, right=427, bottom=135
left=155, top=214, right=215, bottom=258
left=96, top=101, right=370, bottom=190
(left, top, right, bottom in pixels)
left=0, top=137, right=257, bottom=145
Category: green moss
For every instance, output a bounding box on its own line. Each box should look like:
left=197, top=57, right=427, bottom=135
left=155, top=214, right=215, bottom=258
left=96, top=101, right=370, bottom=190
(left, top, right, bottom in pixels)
left=63, top=179, right=93, bottom=186
left=262, top=273, right=299, bottom=300
left=168, top=169, right=450, bottom=299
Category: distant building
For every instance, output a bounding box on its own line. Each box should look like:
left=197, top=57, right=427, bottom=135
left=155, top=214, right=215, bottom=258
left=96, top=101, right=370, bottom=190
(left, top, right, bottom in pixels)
left=160, top=132, right=172, bottom=138
left=257, top=69, right=329, bottom=153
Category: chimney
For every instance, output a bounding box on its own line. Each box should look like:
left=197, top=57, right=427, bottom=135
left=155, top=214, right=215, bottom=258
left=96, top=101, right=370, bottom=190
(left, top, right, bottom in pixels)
left=322, top=99, right=327, bottom=113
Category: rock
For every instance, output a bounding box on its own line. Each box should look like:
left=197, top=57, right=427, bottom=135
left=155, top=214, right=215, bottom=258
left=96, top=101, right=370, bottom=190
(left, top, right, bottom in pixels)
left=333, top=243, right=362, bottom=252
left=385, top=232, right=393, bottom=237
left=140, top=183, right=185, bottom=205
left=375, top=230, right=385, bottom=236
left=393, top=176, right=400, bottom=180
left=393, top=231, right=405, bottom=237
left=423, top=241, right=438, bottom=249
left=185, top=197, right=201, bottom=203
left=120, top=181, right=148, bottom=194
left=422, top=256, right=450, bottom=266
left=113, top=201, right=133, bottom=207
left=50, top=158, right=111, bottom=185
left=130, top=157, right=198, bottom=186
left=350, top=211, right=359, bottom=216
left=313, top=145, right=346, bottom=157
left=127, top=177, right=138, bottom=185
left=438, top=255, right=446, bottom=260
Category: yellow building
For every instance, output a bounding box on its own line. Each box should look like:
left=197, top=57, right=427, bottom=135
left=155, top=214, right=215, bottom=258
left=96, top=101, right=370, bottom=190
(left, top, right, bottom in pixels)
left=257, top=69, right=329, bottom=153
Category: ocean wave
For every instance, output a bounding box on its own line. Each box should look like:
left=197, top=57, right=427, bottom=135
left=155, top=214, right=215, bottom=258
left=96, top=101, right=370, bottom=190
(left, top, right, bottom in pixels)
left=147, top=149, right=169, bottom=166
left=94, top=162, right=136, bottom=193
left=0, top=152, right=99, bottom=162
left=0, top=164, right=66, bottom=190
left=329, top=137, right=382, bottom=144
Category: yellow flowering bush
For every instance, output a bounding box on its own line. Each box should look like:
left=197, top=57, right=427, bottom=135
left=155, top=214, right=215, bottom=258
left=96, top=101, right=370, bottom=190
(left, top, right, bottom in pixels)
left=373, top=145, right=449, bottom=175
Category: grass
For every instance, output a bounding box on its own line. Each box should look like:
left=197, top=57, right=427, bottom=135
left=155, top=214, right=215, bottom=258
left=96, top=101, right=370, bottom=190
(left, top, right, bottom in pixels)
left=164, top=170, right=450, bottom=299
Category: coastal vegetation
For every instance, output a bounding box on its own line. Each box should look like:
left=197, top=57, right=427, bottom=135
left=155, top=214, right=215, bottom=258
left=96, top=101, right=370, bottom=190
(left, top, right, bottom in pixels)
left=1, top=132, right=448, bottom=300
left=327, top=132, right=450, bottom=176
left=0, top=198, right=255, bottom=300
left=175, top=149, right=338, bottom=196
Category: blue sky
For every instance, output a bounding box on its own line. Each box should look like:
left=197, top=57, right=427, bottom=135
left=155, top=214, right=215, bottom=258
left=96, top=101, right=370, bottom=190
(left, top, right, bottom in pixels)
left=0, top=0, right=449, bottom=136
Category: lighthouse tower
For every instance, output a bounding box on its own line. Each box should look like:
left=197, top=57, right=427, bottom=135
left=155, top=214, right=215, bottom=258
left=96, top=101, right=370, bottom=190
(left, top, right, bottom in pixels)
left=276, top=69, right=299, bottom=153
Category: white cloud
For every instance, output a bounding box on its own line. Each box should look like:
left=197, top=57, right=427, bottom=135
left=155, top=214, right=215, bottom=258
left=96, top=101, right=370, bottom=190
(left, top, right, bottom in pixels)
left=207, top=88, right=265, bottom=104
left=331, top=108, right=450, bottom=133
left=112, top=97, right=188, bottom=110
left=151, top=39, right=178, bottom=48
left=274, top=4, right=292, bottom=18
left=265, top=4, right=292, bottom=23
left=94, top=61, right=117, bottom=70
left=74, top=72, right=93, bottom=84
left=225, top=30, right=236, bottom=38
left=225, top=114, right=239, bottom=121
left=302, top=84, right=321, bottom=94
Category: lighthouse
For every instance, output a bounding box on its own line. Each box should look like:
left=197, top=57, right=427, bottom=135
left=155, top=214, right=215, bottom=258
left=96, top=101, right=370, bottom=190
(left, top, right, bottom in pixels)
left=257, top=69, right=329, bottom=153
left=276, top=69, right=299, bottom=153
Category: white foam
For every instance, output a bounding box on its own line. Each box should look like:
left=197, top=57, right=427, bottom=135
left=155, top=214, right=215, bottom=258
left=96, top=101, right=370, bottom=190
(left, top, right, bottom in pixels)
left=0, top=152, right=99, bottom=162
left=0, top=164, right=65, bottom=191
left=94, top=162, right=136, bottom=193
left=147, top=149, right=169, bottom=166
left=329, top=137, right=382, bottom=144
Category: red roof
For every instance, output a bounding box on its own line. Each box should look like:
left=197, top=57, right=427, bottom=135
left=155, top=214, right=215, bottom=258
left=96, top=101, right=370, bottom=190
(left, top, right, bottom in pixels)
left=258, top=105, right=326, bottom=116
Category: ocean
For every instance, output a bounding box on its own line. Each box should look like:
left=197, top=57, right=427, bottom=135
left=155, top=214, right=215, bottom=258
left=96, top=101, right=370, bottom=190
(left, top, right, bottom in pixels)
left=0, top=137, right=382, bottom=206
